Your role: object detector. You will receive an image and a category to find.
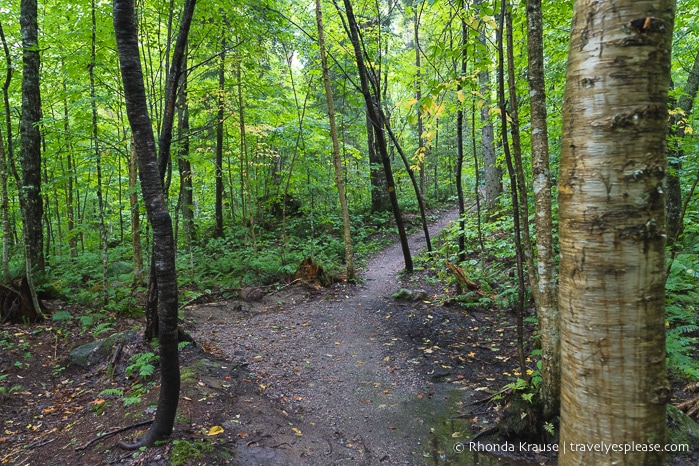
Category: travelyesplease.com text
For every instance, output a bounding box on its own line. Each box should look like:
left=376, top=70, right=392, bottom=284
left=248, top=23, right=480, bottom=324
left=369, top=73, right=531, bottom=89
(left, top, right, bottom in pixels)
left=453, top=441, right=690, bottom=455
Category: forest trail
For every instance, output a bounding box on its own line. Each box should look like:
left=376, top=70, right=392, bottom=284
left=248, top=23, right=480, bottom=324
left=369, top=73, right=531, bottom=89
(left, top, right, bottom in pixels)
left=188, top=208, right=483, bottom=465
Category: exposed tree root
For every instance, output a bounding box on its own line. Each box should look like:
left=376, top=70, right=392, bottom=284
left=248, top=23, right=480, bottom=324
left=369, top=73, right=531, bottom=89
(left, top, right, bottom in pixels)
left=75, top=419, right=153, bottom=451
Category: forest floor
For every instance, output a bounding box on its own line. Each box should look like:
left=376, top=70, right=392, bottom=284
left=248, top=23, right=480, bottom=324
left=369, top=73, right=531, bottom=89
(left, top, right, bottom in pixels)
left=1, top=208, right=698, bottom=465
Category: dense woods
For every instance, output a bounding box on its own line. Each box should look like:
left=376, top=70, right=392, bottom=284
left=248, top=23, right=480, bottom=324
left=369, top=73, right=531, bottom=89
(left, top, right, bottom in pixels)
left=1, top=0, right=699, bottom=463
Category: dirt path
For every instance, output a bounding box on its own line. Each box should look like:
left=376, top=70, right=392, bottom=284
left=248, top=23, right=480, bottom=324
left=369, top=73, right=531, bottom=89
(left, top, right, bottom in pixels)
left=188, top=209, right=472, bottom=465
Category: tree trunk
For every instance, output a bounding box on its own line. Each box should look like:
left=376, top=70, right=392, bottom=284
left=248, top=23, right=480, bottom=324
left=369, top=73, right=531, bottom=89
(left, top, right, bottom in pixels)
left=475, top=0, right=502, bottom=219
left=526, top=0, right=559, bottom=419
left=214, top=39, right=225, bottom=238
left=666, top=50, right=699, bottom=247
left=177, top=60, right=194, bottom=248
left=367, top=114, right=390, bottom=212
left=339, top=0, right=412, bottom=272
left=0, top=125, right=9, bottom=282
left=315, top=0, right=354, bottom=281
left=455, top=12, right=466, bottom=263
left=505, top=9, right=535, bottom=304
left=558, top=2, right=674, bottom=464
left=91, top=0, right=109, bottom=306
left=0, top=22, right=11, bottom=282
left=113, top=0, right=194, bottom=447
left=414, top=7, right=426, bottom=197
left=19, top=0, right=44, bottom=275
left=129, top=137, right=144, bottom=285
left=496, top=0, right=526, bottom=379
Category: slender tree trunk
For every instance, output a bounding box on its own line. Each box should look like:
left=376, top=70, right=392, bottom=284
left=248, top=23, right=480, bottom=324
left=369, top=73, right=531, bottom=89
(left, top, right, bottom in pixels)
left=472, top=94, right=484, bottom=251
left=177, top=59, right=194, bottom=248
left=455, top=13, right=467, bottom=263
left=475, top=0, right=501, bottom=219
left=236, top=61, right=255, bottom=248
left=666, top=50, right=699, bottom=247
left=496, top=0, right=526, bottom=378
left=414, top=7, right=426, bottom=197
left=526, top=0, right=559, bottom=419
left=113, top=0, right=195, bottom=447
left=339, top=0, right=412, bottom=272
left=61, top=82, right=78, bottom=258
left=214, top=39, right=225, bottom=238
left=0, top=22, right=11, bottom=282
left=0, top=125, right=9, bottom=282
left=19, top=0, right=44, bottom=275
left=367, top=114, right=390, bottom=212
left=383, top=121, right=432, bottom=252
left=91, top=0, right=109, bottom=306
left=558, top=2, right=674, bottom=464
left=129, top=137, right=144, bottom=285
left=505, top=11, right=535, bottom=301
left=143, top=0, right=195, bottom=340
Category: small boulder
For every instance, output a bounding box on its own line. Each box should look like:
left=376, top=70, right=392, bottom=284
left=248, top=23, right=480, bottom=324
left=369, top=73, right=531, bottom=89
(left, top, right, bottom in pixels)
left=69, top=330, right=137, bottom=368
left=392, top=288, right=428, bottom=301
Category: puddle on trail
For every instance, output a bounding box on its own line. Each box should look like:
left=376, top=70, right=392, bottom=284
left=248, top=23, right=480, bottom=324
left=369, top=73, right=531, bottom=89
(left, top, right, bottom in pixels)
left=399, top=384, right=547, bottom=466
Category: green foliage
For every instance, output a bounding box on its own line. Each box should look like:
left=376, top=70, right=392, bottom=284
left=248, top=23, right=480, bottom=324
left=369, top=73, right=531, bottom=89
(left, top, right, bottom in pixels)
left=98, top=388, right=124, bottom=397
left=126, top=352, right=158, bottom=379
left=666, top=254, right=699, bottom=380
left=169, top=439, right=214, bottom=466
left=0, top=374, right=23, bottom=397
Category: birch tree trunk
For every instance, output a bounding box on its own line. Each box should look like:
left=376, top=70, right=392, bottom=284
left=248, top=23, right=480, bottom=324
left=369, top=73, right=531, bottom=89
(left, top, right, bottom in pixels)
left=475, top=0, right=502, bottom=218
left=526, top=0, right=559, bottom=419
left=558, top=1, right=674, bottom=464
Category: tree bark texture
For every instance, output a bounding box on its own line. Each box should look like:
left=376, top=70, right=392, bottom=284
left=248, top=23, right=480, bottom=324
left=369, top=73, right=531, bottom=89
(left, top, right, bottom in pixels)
left=475, top=0, right=502, bottom=218
left=558, top=2, right=674, bottom=464
left=113, top=0, right=182, bottom=446
left=367, top=114, right=390, bottom=212
left=526, top=0, right=559, bottom=419
left=177, top=64, right=194, bottom=247
left=19, top=0, right=44, bottom=274
left=129, top=138, right=144, bottom=285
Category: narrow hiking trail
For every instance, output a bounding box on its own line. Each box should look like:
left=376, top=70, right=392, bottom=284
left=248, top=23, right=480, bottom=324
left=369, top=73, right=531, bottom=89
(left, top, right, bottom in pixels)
left=187, top=208, right=490, bottom=465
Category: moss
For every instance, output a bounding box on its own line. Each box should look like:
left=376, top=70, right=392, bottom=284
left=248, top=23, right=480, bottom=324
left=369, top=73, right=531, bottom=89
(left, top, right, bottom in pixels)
left=169, top=439, right=213, bottom=466
left=667, top=404, right=699, bottom=448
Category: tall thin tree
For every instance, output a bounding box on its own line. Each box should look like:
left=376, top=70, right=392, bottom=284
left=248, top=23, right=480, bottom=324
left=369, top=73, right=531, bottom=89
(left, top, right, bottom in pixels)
left=315, top=0, right=354, bottom=281
left=113, top=0, right=196, bottom=447
left=526, top=0, right=559, bottom=418
left=337, top=0, right=412, bottom=272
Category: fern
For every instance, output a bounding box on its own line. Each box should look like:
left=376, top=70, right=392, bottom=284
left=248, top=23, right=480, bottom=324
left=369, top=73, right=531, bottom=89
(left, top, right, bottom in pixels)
left=98, top=388, right=124, bottom=397
left=92, top=322, right=113, bottom=337
left=123, top=395, right=142, bottom=406
left=126, top=352, right=157, bottom=379
left=667, top=325, right=699, bottom=381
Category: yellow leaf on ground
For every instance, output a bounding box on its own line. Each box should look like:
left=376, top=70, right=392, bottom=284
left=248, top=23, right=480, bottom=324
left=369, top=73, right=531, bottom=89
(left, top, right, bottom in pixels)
left=292, top=427, right=302, bottom=436
left=208, top=425, right=224, bottom=436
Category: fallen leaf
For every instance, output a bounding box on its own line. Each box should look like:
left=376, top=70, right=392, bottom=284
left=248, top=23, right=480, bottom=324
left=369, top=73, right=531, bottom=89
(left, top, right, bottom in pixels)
left=208, top=425, right=224, bottom=436
left=292, top=427, right=303, bottom=436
